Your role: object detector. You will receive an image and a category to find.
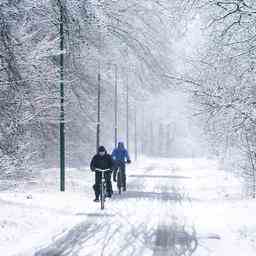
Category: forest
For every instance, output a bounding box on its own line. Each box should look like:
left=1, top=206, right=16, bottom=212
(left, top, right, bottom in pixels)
left=1, top=0, right=256, bottom=197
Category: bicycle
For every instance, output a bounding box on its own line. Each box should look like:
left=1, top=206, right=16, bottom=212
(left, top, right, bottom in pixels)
left=95, top=168, right=111, bottom=210
left=115, top=161, right=127, bottom=195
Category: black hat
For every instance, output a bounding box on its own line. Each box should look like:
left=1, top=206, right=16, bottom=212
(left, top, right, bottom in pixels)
left=98, top=146, right=106, bottom=153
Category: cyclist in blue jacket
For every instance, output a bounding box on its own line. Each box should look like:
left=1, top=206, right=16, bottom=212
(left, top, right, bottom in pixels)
left=111, top=142, right=131, bottom=191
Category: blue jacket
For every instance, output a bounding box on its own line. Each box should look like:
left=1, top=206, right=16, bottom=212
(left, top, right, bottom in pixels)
left=111, top=142, right=130, bottom=163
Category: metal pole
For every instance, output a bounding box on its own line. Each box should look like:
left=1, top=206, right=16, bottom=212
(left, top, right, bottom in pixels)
left=114, top=64, right=118, bottom=148
left=96, top=71, right=101, bottom=151
left=60, top=2, right=65, bottom=192
left=126, top=72, right=129, bottom=152
left=150, top=121, right=154, bottom=156
left=135, top=105, right=138, bottom=161
left=96, top=23, right=101, bottom=152
left=141, top=105, right=144, bottom=155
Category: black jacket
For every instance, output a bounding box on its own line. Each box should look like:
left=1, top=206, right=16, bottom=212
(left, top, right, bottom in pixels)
left=90, top=153, right=114, bottom=171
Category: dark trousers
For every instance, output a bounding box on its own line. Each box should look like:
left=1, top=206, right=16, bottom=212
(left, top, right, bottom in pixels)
left=113, top=161, right=126, bottom=188
left=93, top=171, right=113, bottom=199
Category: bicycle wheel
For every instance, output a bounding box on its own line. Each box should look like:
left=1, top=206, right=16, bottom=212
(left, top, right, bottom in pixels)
left=100, top=176, right=105, bottom=210
left=117, top=168, right=122, bottom=194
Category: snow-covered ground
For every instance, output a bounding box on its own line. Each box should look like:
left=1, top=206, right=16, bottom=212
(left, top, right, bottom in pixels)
left=0, top=158, right=256, bottom=255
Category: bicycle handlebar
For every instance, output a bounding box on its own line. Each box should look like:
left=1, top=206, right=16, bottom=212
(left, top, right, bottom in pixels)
left=94, top=168, right=111, bottom=172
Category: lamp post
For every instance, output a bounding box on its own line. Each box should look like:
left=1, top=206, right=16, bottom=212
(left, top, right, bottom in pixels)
left=126, top=72, right=129, bottom=152
left=96, top=70, right=101, bottom=151
left=134, top=104, right=138, bottom=161
left=96, top=24, right=101, bottom=152
left=141, top=105, right=144, bottom=156
left=114, top=64, right=118, bottom=148
left=59, top=1, right=65, bottom=192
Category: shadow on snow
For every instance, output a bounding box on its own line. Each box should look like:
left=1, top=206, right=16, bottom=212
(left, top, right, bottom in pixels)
left=112, top=190, right=183, bottom=202
left=129, top=175, right=192, bottom=180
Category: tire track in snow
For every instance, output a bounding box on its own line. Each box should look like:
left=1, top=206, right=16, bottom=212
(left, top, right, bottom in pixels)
left=33, top=161, right=191, bottom=256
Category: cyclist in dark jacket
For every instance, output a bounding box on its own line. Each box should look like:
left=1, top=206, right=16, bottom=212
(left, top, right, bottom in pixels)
left=111, top=142, right=131, bottom=191
left=90, top=146, right=114, bottom=202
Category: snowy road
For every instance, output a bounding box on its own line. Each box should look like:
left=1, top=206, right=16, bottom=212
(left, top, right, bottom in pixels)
left=34, top=161, right=196, bottom=256
left=31, top=158, right=255, bottom=256
left=1, top=158, right=256, bottom=256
